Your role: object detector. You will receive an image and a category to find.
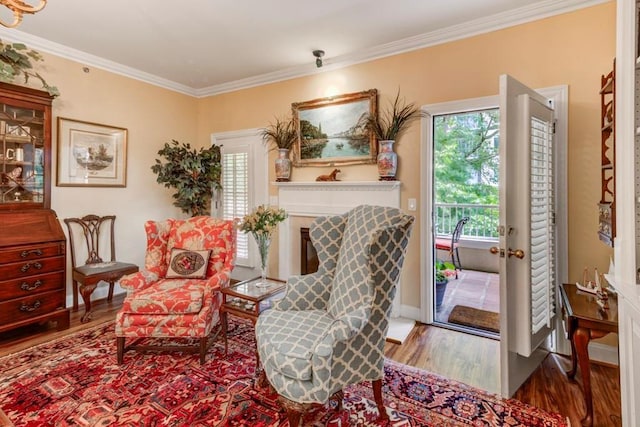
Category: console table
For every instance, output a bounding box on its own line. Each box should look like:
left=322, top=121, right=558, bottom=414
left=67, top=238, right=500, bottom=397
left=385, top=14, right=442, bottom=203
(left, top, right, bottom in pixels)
left=559, top=282, right=618, bottom=427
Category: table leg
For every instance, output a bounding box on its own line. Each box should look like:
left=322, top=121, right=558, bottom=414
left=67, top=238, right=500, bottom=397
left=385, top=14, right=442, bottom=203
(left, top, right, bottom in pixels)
left=574, top=328, right=593, bottom=426
left=567, top=331, right=578, bottom=379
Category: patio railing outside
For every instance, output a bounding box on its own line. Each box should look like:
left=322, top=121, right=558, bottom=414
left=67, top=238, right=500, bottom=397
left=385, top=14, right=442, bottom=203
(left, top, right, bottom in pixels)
left=435, top=203, right=499, bottom=239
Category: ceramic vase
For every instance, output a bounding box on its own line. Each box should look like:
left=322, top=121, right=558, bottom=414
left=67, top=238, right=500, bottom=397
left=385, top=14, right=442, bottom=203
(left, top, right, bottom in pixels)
left=435, top=279, right=448, bottom=308
left=377, top=140, right=397, bottom=180
left=275, top=148, right=291, bottom=182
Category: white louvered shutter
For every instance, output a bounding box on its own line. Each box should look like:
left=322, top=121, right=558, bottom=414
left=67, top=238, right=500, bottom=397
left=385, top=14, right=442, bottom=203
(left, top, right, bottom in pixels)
left=222, top=146, right=250, bottom=265
left=529, top=115, right=555, bottom=338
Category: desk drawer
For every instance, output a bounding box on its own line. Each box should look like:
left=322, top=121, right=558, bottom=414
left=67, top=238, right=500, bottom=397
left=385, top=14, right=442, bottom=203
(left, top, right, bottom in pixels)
left=0, top=271, right=65, bottom=302
left=0, top=242, right=65, bottom=263
left=0, top=290, right=66, bottom=325
left=0, top=256, right=65, bottom=280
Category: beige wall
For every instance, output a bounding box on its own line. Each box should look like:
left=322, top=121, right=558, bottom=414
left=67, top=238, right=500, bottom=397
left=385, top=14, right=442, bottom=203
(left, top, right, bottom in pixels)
left=26, top=53, right=199, bottom=304
left=196, top=3, right=616, bottom=310
left=19, top=3, right=614, bottom=308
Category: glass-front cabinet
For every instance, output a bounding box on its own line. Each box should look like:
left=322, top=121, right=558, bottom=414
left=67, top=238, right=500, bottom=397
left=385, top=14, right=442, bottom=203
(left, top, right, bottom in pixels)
left=0, top=82, right=52, bottom=209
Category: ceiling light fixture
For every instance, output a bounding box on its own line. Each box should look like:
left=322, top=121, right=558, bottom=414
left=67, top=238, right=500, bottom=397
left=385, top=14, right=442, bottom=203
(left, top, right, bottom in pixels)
left=313, top=50, right=325, bottom=68
left=0, top=0, right=47, bottom=28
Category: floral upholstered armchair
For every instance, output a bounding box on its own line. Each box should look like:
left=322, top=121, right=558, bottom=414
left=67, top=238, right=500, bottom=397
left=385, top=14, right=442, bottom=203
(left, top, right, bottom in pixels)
left=255, top=205, right=414, bottom=426
left=115, top=216, right=236, bottom=364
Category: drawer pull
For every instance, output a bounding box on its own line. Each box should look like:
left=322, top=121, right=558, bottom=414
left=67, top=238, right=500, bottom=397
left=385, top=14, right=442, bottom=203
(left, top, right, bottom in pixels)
left=20, top=280, right=43, bottom=291
left=19, top=300, right=42, bottom=312
left=20, top=262, right=43, bottom=273
left=20, top=249, right=43, bottom=258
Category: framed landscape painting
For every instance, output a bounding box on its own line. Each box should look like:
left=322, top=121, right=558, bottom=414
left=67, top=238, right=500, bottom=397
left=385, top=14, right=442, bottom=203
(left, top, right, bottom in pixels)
left=292, top=89, right=377, bottom=167
left=57, top=117, right=128, bottom=187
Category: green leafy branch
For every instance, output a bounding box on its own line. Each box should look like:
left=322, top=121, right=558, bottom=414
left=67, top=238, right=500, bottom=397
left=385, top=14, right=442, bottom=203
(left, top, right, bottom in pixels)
left=0, top=40, right=59, bottom=97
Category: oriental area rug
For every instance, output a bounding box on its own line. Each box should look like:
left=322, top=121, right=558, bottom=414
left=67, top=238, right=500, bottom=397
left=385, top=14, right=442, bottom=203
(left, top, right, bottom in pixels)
left=0, top=319, right=568, bottom=426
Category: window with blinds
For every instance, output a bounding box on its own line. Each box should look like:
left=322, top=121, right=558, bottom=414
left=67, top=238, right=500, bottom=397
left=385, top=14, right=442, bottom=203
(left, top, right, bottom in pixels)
left=222, top=147, right=250, bottom=265
left=529, top=115, right=555, bottom=336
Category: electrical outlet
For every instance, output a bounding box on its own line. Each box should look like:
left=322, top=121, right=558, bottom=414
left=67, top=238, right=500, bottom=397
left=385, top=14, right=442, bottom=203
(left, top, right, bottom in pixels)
left=408, top=198, right=417, bottom=211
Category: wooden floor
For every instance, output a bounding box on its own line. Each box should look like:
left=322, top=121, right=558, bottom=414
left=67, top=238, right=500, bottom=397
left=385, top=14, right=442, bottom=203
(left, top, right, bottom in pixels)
left=0, top=295, right=622, bottom=427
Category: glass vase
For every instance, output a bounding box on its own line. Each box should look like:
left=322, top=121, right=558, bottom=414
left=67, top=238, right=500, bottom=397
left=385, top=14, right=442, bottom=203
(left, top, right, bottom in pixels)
left=254, top=232, right=272, bottom=287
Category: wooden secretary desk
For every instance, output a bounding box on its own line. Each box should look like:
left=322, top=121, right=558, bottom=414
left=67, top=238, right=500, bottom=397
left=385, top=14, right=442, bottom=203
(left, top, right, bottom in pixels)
left=0, top=82, right=69, bottom=334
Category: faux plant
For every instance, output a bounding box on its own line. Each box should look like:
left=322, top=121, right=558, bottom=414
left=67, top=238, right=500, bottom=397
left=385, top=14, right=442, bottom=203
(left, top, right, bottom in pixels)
left=260, top=116, right=297, bottom=150
left=0, top=40, right=59, bottom=97
left=436, top=260, right=456, bottom=283
left=151, top=140, right=222, bottom=217
left=360, top=89, right=426, bottom=141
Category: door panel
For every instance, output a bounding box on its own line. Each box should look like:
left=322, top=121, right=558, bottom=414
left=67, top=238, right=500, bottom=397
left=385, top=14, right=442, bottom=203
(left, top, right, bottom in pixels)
left=498, top=74, right=556, bottom=396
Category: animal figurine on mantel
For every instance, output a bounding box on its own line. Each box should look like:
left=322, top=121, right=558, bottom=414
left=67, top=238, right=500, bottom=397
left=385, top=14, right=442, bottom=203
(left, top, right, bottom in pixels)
left=316, top=168, right=341, bottom=182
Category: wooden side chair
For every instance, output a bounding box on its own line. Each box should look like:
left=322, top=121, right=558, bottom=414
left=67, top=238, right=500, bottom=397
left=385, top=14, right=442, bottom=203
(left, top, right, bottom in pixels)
left=64, top=214, right=138, bottom=322
left=435, top=216, right=469, bottom=278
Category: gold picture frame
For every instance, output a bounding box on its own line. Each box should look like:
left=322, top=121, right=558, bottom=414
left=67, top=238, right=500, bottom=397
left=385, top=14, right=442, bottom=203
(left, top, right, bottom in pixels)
left=292, top=89, right=377, bottom=167
left=56, top=117, right=128, bottom=187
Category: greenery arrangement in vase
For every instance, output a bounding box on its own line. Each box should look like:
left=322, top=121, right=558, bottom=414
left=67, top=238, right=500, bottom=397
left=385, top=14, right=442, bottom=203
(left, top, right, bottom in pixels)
left=260, top=116, right=297, bottom=182
left=239, top=205, right=287, bottom=287
left=0, top=39, right=59, bottom=97
left=359, top=90, right=426, bottom=180
left=151, top=139, right=222, bottom=217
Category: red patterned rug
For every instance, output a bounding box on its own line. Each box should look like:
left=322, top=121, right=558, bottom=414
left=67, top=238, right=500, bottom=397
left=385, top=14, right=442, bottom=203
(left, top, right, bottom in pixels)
left=0, top=319, right=568, bottom=426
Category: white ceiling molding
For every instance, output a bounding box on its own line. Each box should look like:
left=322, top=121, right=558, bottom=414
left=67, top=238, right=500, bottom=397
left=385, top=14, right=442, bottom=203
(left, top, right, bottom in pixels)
left=0, top=0, right=610, bottom=99
left=0, top=27, right=198, bottom=97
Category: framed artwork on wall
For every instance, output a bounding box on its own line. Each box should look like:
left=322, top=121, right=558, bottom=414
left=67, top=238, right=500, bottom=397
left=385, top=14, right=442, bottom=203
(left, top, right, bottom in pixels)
left=56, top=117, right=128, bottom=187
left=292, top=89, right=377, bottom=167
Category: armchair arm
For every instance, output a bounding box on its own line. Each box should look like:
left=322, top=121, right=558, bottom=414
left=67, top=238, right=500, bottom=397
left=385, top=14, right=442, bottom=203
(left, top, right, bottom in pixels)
left=119, top=270, right=160, bottom=292
left=272, top=273, right=332, bottom=311
left=203, top=268, right=231, bottom=293
left=313, top=306, right=371, bottom=358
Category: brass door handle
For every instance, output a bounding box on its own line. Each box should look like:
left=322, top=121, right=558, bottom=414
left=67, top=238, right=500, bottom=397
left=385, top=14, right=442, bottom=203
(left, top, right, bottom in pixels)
left=490, top=246, right=524, bottom=259
left=508, top=248, right=525, bottom=259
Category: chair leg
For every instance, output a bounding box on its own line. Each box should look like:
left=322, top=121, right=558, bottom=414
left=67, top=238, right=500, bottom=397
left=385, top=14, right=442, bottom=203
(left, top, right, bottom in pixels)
left=329, top=389, right=344, bottom=412
left=117, top=337, right=125, bottom=365
left=450, top=250, right=459, bottom=279
left=372, top=379, right=389, bottom=421
left=72, top=280, right=79, bottom=310
left=278, top=396, right=306, bottom=427
left=453, top=247, right=463, bottom=278
left=199, top=337, right=208, bottom=364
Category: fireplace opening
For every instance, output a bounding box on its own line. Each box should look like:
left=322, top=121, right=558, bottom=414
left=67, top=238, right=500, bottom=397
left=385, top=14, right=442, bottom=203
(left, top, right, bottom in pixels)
left=300, top=227, right=319, bottom=275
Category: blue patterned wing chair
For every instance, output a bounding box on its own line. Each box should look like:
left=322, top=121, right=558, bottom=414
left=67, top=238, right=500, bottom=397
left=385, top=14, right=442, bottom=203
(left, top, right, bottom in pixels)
left=255, top=205, right=414, bottom=426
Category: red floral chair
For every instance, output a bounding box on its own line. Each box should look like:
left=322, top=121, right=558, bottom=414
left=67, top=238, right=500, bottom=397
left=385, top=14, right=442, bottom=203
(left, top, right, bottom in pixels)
left=115, top=216, right=236, bottom=364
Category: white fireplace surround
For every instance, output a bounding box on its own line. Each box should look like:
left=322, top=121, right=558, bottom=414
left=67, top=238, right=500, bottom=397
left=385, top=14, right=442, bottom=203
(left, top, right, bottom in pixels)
left=275, top=181, right=403, bottom=317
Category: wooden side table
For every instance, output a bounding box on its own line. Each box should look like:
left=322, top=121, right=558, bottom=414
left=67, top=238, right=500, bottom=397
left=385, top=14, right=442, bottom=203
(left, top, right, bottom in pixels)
left=559, top=283, right=618, bottom=427
left=220, top=277, right=286, bottom=357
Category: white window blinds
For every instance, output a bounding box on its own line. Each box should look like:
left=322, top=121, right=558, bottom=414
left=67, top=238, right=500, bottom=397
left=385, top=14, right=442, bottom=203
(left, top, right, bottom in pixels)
left=222, top=147, right=250, bottom=264
left=529, top=116, right=555, bottom=334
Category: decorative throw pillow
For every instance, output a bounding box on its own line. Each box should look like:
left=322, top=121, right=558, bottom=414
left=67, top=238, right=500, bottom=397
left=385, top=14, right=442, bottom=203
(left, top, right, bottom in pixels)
left=166, top=248, right=211, bottom=279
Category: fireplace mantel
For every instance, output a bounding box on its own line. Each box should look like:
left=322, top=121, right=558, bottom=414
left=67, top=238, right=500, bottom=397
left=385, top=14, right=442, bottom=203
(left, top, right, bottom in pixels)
left=274, top=181, right=401, bottom=217
left=276, top=180, right=402, bottom=316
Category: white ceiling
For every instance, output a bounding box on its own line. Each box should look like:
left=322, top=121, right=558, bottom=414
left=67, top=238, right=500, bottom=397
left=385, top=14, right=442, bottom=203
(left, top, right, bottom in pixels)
left=0, top=0, right=606, bottom=97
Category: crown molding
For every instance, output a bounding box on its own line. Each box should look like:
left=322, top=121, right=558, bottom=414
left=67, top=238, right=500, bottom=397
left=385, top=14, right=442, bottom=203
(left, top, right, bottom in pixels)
left=0, top=27, right=199, bottom=97
left=0, top=0, right=610, bottom=99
